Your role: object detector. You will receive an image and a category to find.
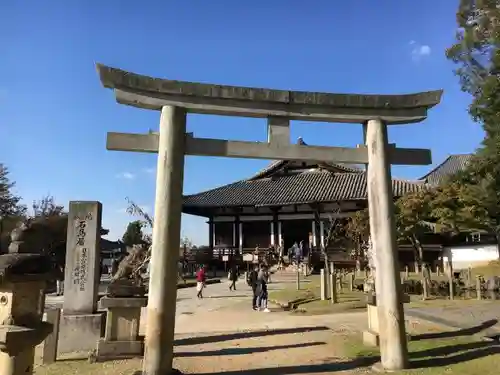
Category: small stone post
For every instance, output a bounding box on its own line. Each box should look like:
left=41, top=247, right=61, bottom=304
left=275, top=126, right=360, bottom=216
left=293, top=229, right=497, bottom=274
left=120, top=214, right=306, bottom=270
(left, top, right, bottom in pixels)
left=404, top=266, right=409, bottom=279
left=422, top=277, right=429, bottom=300
left=467, top=267, right=473, bottom=288
left=320, top=269, right=327, bottom=300
left=476, top=276, right=482, bottom=300
left=330, top=273, right=337, bottom=304
left=41, top=308, right=61, bottom=365
left=337, top=272, right=343, bottom=292
left=448, top=269, right=454, bottom=300
left=296, top=269, right=300, bottom=290
left=349, top=273, right=355, bottom=292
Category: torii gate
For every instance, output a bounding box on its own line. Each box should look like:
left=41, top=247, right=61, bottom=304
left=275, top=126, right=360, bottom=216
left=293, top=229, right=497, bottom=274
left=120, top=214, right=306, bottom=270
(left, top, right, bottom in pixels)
left=96, top=63, right=442, bottom=374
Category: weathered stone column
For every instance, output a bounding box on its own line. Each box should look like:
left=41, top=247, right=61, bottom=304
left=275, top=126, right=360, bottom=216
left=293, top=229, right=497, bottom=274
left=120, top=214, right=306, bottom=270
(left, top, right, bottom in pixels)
left=59, top=201, right=104, bottom=354
left=365, top=119, right=409, bottom=370
left=143, top=106, right=186, bottom=375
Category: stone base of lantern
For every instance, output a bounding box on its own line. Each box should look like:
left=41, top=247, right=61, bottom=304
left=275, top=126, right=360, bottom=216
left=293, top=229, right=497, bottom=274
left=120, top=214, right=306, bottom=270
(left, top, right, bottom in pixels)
left=93, top=296, right=147, bottom=362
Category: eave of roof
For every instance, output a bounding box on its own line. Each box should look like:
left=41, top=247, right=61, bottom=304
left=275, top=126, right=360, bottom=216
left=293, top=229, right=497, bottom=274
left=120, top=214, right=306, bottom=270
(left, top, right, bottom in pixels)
left=248, top=138, right=363, bottom=180
left=419, top=154, right=473, bottom=186
left=183, top=170, right=425, bottom=208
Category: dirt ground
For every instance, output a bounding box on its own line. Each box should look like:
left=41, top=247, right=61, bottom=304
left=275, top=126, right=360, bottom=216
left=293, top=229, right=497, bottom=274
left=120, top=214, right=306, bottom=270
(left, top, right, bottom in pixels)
left=33, top=271, right=500, bottom=374
left=35, top=324, right=366, bottom=375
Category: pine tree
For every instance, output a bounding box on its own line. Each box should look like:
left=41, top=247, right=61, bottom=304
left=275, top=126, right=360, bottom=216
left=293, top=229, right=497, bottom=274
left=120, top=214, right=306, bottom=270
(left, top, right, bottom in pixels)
left=0, top=164, right=26, bottom=218
left=122, top=220, right=145, bottom=247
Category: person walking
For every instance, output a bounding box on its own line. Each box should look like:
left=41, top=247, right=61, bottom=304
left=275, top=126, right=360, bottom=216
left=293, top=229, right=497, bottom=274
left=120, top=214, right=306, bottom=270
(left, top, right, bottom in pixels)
left=196, top=265, right=207, bottom=299
left=256, top=265, right=270, bottom=312
left=247, top=265, right=259, bottom=310
left=228, top=263, right=239, bottom=291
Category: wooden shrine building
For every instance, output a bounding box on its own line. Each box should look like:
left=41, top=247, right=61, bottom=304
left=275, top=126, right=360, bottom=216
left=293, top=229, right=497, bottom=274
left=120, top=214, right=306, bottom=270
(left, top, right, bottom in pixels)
left=181, top=139, right=466, bottom=267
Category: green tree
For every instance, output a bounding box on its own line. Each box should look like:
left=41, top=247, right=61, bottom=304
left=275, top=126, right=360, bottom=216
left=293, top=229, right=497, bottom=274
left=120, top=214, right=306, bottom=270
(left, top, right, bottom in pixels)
left=0, top=164, right=27, bottom=252
left=345, top=208, right=370, bottom=262
left=446, top=1, right=500, bottom=130
left=395, top=190, right=437, bottom=271
left=122, top=220, right=145, bottom=247
left=431, top=176, right=499, bottom=235
left=446, top=0, right=500, bottom=242
left=0, top=164, right=26, bottom=218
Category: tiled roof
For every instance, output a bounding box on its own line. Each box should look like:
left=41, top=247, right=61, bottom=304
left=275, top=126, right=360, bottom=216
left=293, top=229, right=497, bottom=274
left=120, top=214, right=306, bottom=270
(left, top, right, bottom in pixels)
left=419, top=154, right=473, bottom=186
left=248, top=138, right=363, bottom=180
left=183, top=170, right=424, bottom=208
left=248, top=160, right=362, bottom=180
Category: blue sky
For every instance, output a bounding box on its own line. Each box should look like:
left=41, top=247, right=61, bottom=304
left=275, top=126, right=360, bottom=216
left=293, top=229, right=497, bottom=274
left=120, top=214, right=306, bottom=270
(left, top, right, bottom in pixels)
left=0, top=0, right=483, bottom=245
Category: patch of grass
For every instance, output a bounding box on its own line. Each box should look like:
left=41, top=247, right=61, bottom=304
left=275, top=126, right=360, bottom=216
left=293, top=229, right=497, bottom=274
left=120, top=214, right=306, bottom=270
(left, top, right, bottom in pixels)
left=293, top=296, right=367, bottom=315
left=471, top=260, right=500, bottom=278
left=343, top=332, right=500, bottom=375
left=34, top=356, right=142, bottom=375
left=409, top=298, right=500, bottom=309
left=269, top=275, right=365, bottom=314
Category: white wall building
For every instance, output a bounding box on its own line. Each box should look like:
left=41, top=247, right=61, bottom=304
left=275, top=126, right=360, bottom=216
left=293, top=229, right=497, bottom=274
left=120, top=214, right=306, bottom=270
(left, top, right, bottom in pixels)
left=442, top=243, right=500, bottom=270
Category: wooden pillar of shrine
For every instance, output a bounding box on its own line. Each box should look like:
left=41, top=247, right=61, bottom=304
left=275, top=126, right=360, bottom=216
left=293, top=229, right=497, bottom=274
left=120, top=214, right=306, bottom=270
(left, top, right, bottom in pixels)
left=208, top=218, right=214, bottom=251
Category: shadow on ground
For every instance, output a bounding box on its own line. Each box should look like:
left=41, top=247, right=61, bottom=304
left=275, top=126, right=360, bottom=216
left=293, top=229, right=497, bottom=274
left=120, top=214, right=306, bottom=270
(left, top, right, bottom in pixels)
left=411, top=319, right=498, bottom=341
left=182, top=357, right=378, bottom=375
left=176, top=342, right=325, bottom=357
left=176, top=322, right=500, bottom=374
left=174, top=326, right=330, bottom=346
left=409, top=340, right=500, bottom=368
left=207, top=295, right=249, bottom=299
left=186, top=341, right=500, bottom=374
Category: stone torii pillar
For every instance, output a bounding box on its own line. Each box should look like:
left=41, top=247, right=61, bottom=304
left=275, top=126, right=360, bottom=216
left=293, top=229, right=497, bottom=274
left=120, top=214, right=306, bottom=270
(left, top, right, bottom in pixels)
left=365, top=119, right=408, bottom=369
left=144, top=106, right=186, bottom=374
left=95, top=63, right=442, bottom=374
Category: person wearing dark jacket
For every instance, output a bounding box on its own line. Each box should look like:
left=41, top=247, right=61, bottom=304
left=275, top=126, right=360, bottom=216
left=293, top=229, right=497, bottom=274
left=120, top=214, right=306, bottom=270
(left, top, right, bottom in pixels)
left=256, top=265, right=270, bottom=312
left=247, top=265, right=259, bottom=310
left=228, top=264, right=239, bottom=291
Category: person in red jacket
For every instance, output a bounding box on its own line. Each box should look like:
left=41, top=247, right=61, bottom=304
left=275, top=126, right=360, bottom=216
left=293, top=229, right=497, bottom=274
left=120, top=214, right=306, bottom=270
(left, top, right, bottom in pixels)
left=196, top=265, right=207, bottom=299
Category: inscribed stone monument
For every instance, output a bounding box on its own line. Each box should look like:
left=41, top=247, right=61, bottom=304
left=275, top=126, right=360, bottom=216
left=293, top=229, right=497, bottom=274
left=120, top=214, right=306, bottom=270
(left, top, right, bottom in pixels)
left=63, top=201, right=102, bottom=314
